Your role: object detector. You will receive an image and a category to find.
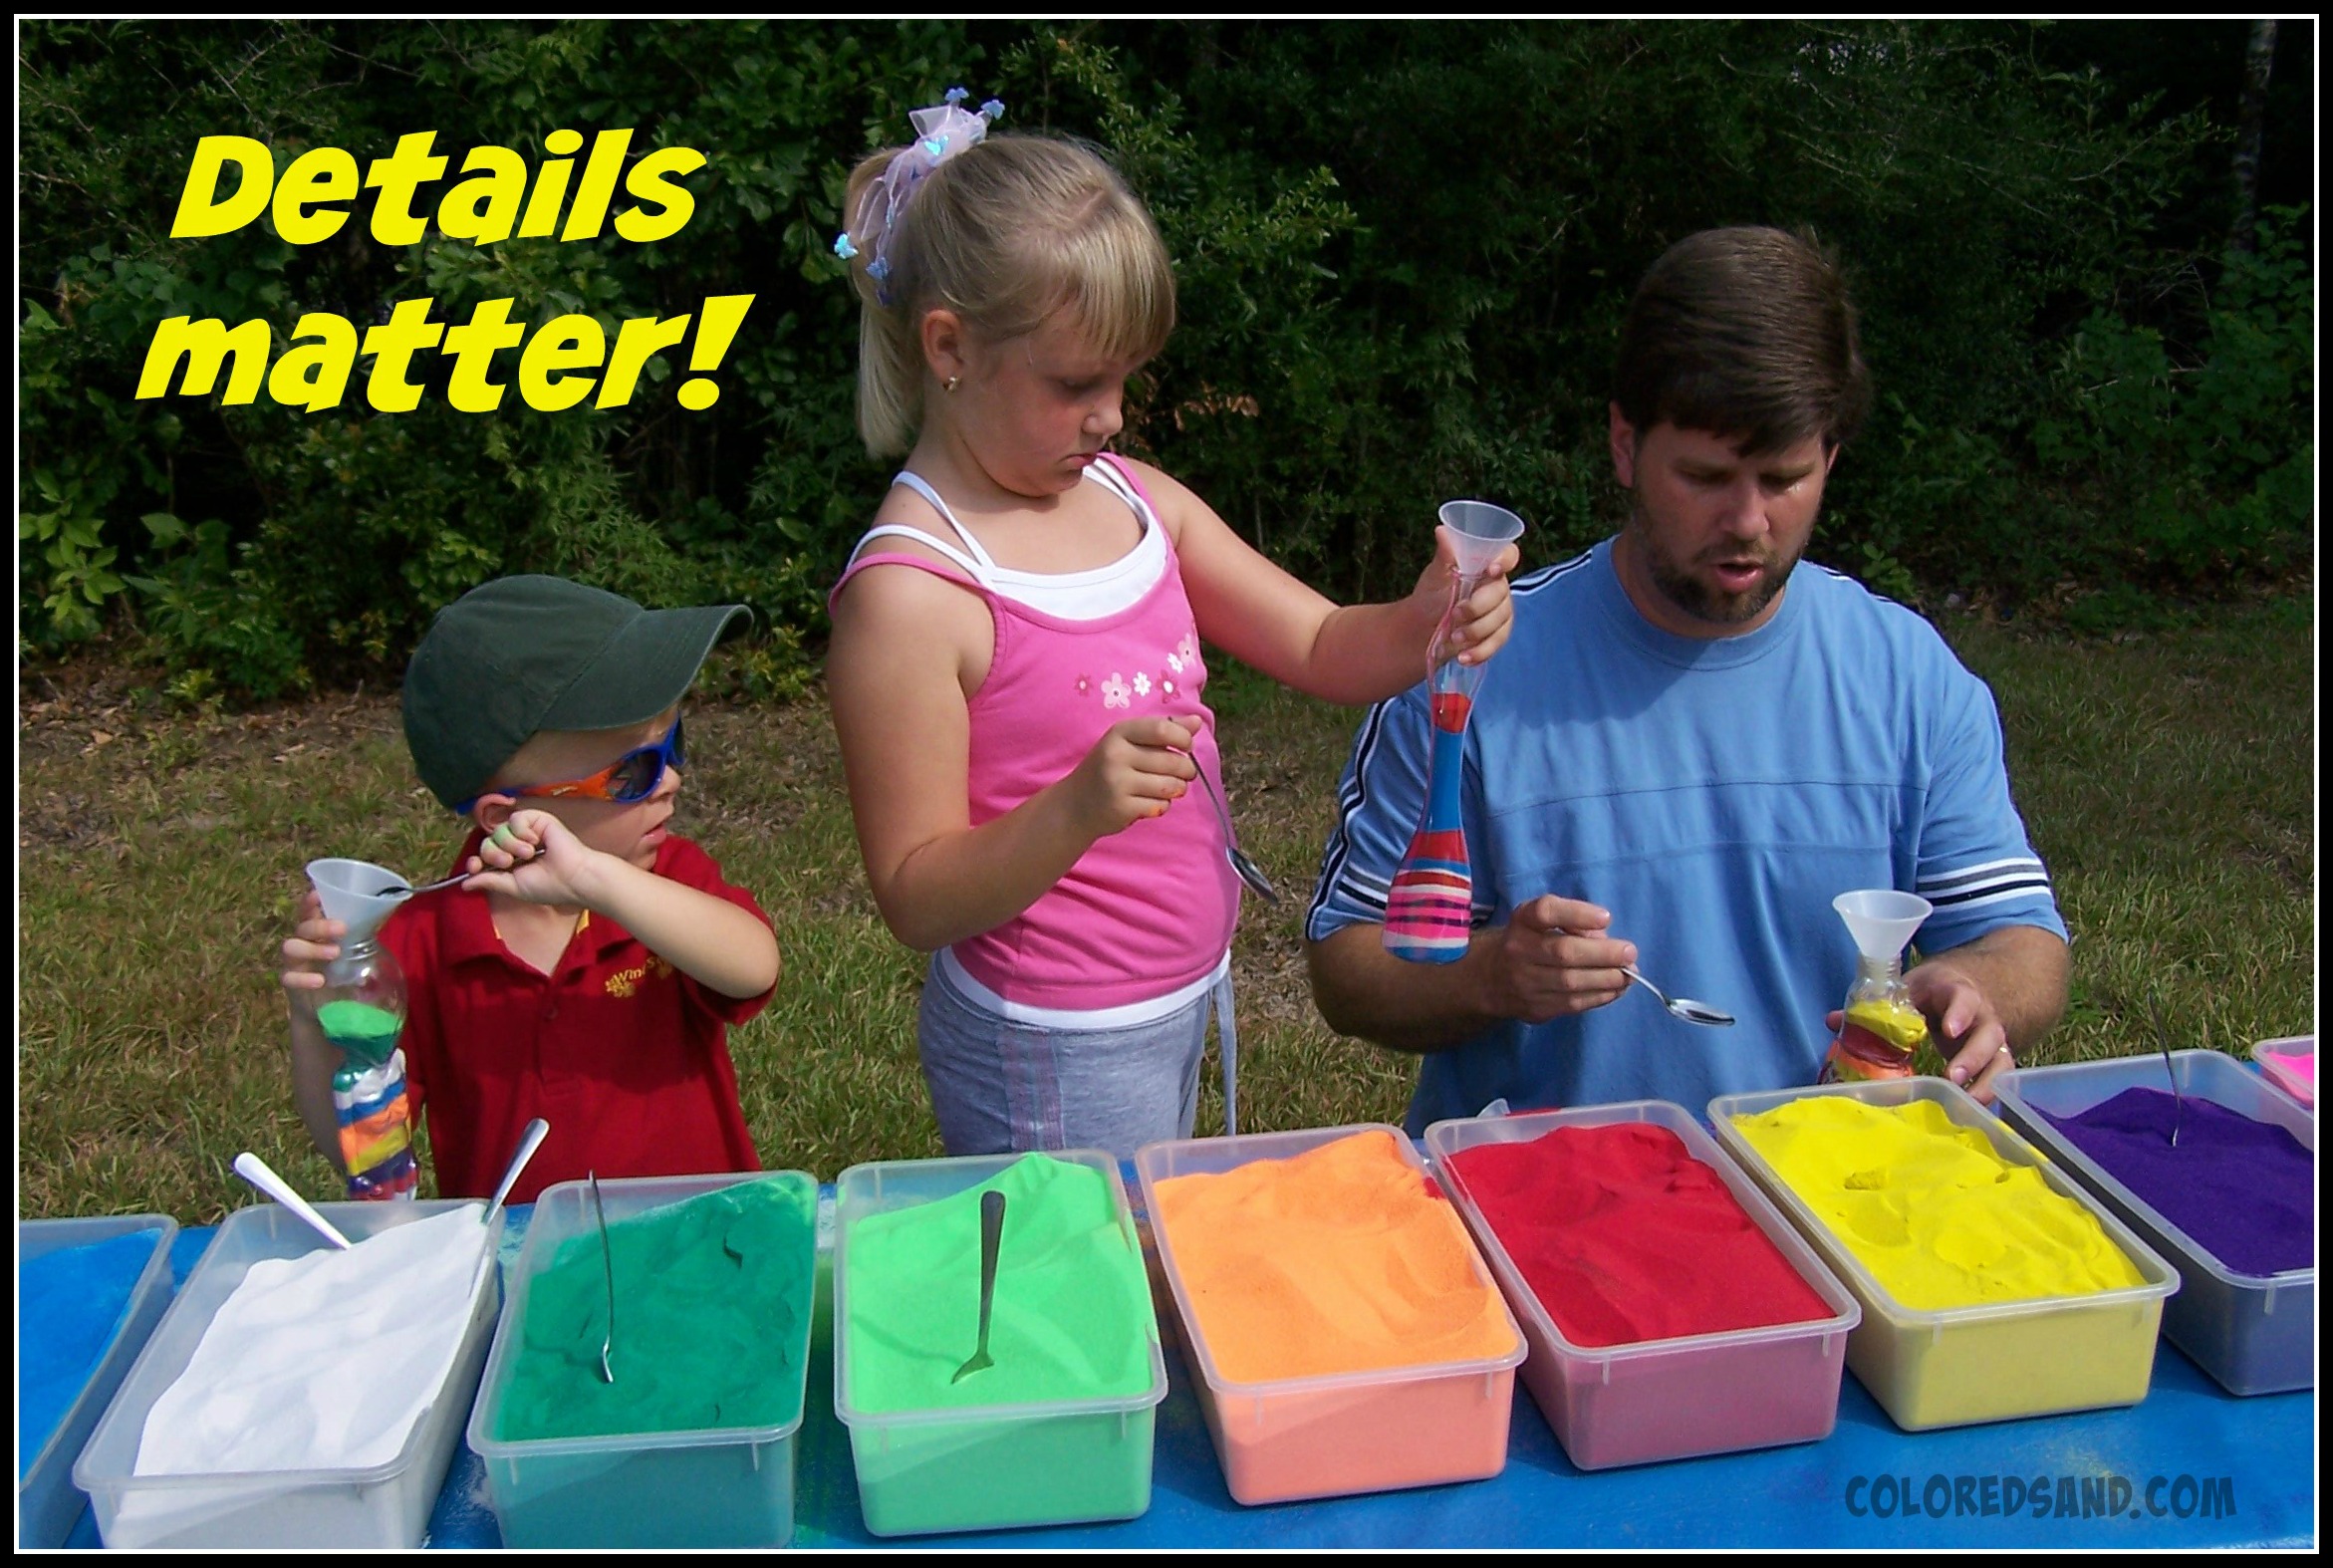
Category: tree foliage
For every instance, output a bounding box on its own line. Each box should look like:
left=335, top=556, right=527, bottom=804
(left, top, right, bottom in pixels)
left=19, top=20, right=2310, bottom=696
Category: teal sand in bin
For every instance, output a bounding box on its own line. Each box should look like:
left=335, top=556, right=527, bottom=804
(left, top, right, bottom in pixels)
left=1384, top=500, right=1524, bottom=963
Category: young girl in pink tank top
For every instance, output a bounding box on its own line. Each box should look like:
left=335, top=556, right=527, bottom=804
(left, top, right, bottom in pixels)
left=825, top=91, right=1518, bottom=1158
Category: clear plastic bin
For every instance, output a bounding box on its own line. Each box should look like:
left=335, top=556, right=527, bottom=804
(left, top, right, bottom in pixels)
left=467, top=1171, right=819, bottom=1548
left=1425, top=1103, right=1859, bottom=1469
left=1993, top=1050, right=2313, bottom=1396
left=1134, top=1125, right=1525, bottom=1505
left=833, top=1151, right=1167, bottom=1537
left=73, top=1198, right=499, bottom=1548
left=2251, top=1034, right=2314, bottom=1110
left=1707, top=1078, right=2178, bottom=1431
left=18, top=1214, right=177, bottom=1548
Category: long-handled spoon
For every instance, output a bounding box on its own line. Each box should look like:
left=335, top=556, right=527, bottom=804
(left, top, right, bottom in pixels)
left=950, top=1189, right=1007, bottom=1385
left=374, top=826, right=532, bottom=899
left=2148, top=994, right=2185, bottom=1150
left=1192, top=766, right=1279, bottom=905
left=373, top=870, right=475, bottom=900
left=482, top=1118, right=550, bottom=1227
left=589, top=1171, right=617, bottom=1384
left=231, top=1152, right=355, bottom=1250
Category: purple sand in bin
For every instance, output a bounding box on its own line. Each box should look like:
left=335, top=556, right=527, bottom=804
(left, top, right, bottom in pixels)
left=18, top=1229, right=163, bottom=1475
left=2039, top=1088, right=2312, bottom=1278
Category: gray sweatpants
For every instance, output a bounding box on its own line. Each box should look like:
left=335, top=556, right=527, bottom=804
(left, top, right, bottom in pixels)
left=915, top=955, right=1239, bottom=1161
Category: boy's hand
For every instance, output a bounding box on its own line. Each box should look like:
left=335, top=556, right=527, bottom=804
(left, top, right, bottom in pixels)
left=1412, top=527, right=1519, bottom=666
left=1070, top=715, right=1200, bottom=837
left=460, top=809, right=604, bottom=907
left=280, top=889, right=345, bottom=995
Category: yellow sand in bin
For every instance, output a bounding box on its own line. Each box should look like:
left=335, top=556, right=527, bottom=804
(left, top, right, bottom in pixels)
left=1729, top=1096, right=2144, bottom=1311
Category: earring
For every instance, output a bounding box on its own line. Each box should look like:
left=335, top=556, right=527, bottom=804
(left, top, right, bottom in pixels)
left=944, top=375, right=961, bottom=393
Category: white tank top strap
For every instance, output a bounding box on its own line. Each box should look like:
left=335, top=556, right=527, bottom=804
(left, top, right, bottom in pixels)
left=1082, top=454, right=1150, bottom=521
left=891, top=471, right=1001, bottom=571
left=843, top=522, right=995, bottom=585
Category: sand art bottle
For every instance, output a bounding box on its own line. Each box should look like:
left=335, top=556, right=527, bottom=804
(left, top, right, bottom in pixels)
left=1820, top=890, right=1934, bottom=1085
left=1384, top=501, right=1524, bottom=963
left=307, top=859, right=420, bottom=1199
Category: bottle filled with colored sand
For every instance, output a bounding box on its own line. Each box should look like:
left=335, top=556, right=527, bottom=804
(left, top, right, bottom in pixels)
left=1821, top=890, right=1932, bottom=1085
left=1385, top=501, right=1524, bottom=964
left=307, top=858, right=419, bottom=1199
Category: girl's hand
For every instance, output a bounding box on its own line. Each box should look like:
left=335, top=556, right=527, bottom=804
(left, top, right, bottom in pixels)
left=280, top=888, right=343, bottom=994
left=461, top=810, right=604, bottom=908
left=1069, top=715, right=1201, bottom=838
left=1412, top=527, right=1520, bottom=666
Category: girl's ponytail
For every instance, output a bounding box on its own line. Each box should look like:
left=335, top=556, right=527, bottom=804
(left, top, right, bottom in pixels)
left=839, top=146, right=926, bottom=457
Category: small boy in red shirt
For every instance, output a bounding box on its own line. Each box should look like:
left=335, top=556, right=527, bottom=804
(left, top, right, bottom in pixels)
left=279, top=575, right=782, bottom=1203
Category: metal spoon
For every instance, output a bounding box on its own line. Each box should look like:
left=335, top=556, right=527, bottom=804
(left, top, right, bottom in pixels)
left=951, top=1189, right=1007, bottom=1385
left=1192, top=766, right=1279, bottom=905
left=375, top=828, right=532, bottom=898
left=2148, top=994, right=2185, bottom=1150
left=1548, top=924, right=1736, bottom=1027
left=589, top=1170, right=617, bottom=1385
left=1621, top=964, right=1737, bottom=1028
left=482, top=1118, right=550, bottom=1227
left=373, top=871, right=473, bottom=900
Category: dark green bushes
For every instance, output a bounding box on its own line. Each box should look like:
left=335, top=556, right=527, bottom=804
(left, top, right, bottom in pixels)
left=19, top=21, right=2310, bottom=698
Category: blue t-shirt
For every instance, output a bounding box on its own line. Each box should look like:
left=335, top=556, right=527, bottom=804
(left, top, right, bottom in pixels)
left=1306, top=538, right=2065, bottom=1133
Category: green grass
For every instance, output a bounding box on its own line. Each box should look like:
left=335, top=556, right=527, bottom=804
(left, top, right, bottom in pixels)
left=17, top=597, right=2314, bottom=1223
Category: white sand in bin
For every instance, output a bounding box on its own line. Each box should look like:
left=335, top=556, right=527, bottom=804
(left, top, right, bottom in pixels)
left=135, top=1203, right=491, bottom=1475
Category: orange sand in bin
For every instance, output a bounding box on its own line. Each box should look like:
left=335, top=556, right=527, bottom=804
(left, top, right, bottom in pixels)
left=1152, top=1129, right=1518, bottom=1382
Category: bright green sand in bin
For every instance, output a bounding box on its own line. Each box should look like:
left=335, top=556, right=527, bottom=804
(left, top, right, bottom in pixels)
left=845, top=1154, right=1154, bottom=1414
left=495, top=1178, right=816, bottom=1441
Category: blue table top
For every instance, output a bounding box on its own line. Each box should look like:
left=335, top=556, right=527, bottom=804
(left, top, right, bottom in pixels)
left=55, top=1181, right=2318, bottom=1550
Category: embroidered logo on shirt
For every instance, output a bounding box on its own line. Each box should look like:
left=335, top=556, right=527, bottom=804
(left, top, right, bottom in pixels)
left=604, top=955, right=675, bottom=998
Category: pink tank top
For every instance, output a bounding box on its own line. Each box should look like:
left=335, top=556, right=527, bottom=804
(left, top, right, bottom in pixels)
left=830, top=454, right=1240, bottom=1010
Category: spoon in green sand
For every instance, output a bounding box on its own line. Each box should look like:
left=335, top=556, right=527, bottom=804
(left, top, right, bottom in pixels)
left=951, top=1189, right=1007, bottom=1385
left=589, top=1170, right=617, bottom=1385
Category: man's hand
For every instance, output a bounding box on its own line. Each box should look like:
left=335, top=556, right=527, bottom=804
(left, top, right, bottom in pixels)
left=1906, top=960, right=2016, bottom=1103
left=1827, top=958, right=2020, bottom=1104
left=1474, top=896, right=1635, bottom=1023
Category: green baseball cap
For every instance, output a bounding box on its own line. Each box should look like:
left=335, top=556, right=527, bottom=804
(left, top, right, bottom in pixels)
left=402, top=575, right=751, bottom=810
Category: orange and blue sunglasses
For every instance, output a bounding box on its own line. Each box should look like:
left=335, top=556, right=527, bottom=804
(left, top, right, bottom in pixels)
left=455, top=713, right=684, bottom=815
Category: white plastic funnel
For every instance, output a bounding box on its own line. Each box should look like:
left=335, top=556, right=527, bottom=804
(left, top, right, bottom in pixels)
left=1437, top=499, right=1526, bottom=584
left=1833, top=889, right=1933, bottom=962
left=307, top=857, right=408, bottom=945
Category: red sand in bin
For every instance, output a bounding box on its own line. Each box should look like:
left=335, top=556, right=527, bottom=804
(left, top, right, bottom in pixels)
left=1442, top=1123, right=1830, bottom=1346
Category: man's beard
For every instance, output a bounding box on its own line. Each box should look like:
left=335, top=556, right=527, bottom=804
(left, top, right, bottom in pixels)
left=1627, top=501, right=1806, bottom=627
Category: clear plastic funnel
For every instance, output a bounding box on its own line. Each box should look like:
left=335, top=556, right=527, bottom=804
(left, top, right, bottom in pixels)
left=1832, top=889, right=1932, bottom=962
left=1437, top=499, right=1526, bottom=585
left=307, top=857, right=408, bottom=945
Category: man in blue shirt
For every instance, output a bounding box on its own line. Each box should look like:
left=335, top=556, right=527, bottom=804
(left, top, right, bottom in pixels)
left=1305, top=227, right=2069, bottom=1132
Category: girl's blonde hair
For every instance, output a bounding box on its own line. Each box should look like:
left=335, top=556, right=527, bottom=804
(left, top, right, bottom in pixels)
left=840, top=133, right=1175, bottom=458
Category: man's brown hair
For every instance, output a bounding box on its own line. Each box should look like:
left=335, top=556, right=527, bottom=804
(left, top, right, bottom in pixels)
left=1614, top=226, right=1871, bottom=455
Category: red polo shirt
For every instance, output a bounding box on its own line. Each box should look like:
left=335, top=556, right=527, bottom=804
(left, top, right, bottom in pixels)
left=378, top=831, right=772, bottom=1204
